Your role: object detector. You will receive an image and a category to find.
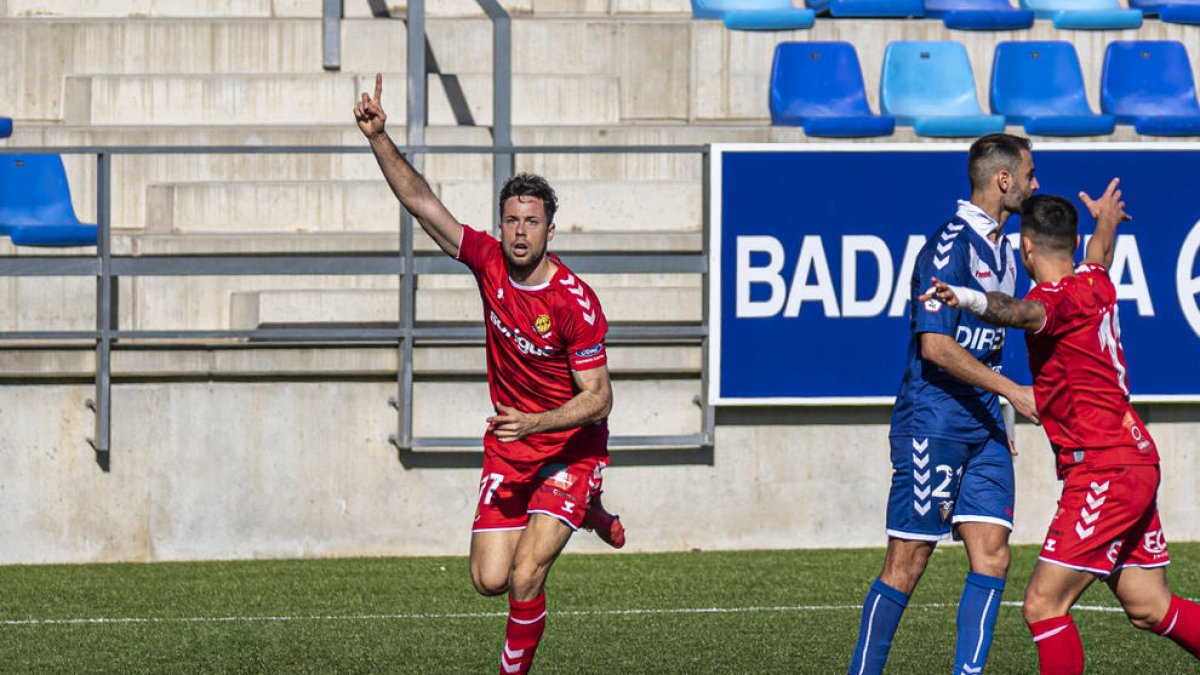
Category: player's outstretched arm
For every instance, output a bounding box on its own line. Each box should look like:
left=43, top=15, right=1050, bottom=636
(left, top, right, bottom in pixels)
left=354, top=73, right=463, bottom=258
left=486, top=367, right=613, bottom=443
left=919, top=332, right=1039, bottom=424
left=920, top=278, right=1046, bottom=332
left=1081, top=177, right=1131, bottom=269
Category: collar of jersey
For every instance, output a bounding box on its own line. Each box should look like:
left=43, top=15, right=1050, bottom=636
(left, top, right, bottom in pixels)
left=955, top=200, right=1001, bottom=239
left=509, top=277, right=551, bottom=292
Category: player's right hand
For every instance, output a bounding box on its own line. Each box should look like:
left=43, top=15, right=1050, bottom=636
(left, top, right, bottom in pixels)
left=1079, top=177, right=1131, bottom=225
left=1010, top=385, right=1040, bottom=425
left=353, top=73, right=387, bottom=138
left=919, top=277, right=960, bottom=308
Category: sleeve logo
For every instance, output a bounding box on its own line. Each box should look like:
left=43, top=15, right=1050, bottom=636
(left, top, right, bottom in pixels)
left=575, top=343, right=604, bottom=357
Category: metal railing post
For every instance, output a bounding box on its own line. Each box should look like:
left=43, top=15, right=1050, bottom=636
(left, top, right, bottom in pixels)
left=699, top=148, right=716, bottom=451
left=87, top=152, right=114, bottom=465
left=322, top=0, right=342, bottom=71
left=477, top=0, right=512, bottom=228
left=390, top=0, right=426, bottom=452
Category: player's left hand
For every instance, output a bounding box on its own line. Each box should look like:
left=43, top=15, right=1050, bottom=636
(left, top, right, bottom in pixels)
left=1079, top=177, right=1132, bottom=225
left=918, top=277, right=960, bottom=308
left=487, top=404, right=542, bottom=443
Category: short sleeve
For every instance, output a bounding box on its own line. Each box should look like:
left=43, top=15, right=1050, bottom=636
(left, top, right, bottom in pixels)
left=456, top=225, right=499, bottom=273
left=1028, top=266, right=1111, bottom=338
left=558, top=281, right=609, bottom=371
left=911, top=236, right=969, bottom=336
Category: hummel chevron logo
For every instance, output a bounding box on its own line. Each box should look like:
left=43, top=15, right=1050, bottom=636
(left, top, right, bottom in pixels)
left=914, top=485, right=931, bottom=500
left=913, top=454, right=929, bottom=469
left=940, top=231, right=958, bottom=242
left=937, top=242, right=953, bottom=255
left=501, top=644, right=524, bottom=674
left=575, top=295, right=591, bottom=309
left=961, top=665, right=983, bottom=675
left=1086, top=494, right=1107, bottom=510
left=568, top=285, right=585, bottom=298
left=582, top=311, right=596, bottom=325
left=933, top=256, right=950, bottom=270
left=946, top=223, right=965, bottom=232
left=1076, top=522, right=1095, bottom=539
left=914, top=502, right=931, bottom=516
left=914, top=469, right=930, bottom=484
left=1080, top=508, right=1100, bottom=525
left=1090, top=481, right=1110, bottom=493
left=912, top=438, right=929, bottom=453
left=559, top=274, right=576, bottom=286
left=504, top=644, right=525, bottom=660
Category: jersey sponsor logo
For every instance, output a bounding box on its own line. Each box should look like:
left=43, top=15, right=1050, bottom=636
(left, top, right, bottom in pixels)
left=534, top=313, right=551, bottom=334
left=489, top=310, right=556, bottom=357
left=1107, top=539, right=1123, bottom=564
left=1143, top=529, right=1168, bottom=556
left=575, top=343, right=604, bottom=358
left=955, top=325, right=1005, bottom=352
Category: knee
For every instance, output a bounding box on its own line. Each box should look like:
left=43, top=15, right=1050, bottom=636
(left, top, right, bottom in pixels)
left=973, top=547, right=1011, bottom=579
left=1122, top=601, right=1167, bottom=632
left=471, top=569, right=509, bottom=597
left=879, top=551, right=932, bottom=595
left=1023, top=585, right=1064, bottom=625
left=509, top=558, right=550, bottom=600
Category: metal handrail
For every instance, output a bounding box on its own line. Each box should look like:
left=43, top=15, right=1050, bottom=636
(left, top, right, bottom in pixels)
left=0, top=144, right=713, bottom=462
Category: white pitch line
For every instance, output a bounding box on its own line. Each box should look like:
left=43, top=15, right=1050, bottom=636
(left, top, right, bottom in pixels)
left=0, top=600, right=1136, bottom=627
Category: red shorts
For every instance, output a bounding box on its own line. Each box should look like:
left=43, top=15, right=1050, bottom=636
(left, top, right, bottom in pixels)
left=472, top=442, right=607, bottom=533
left=1039, top=463, right=1170, bottom=577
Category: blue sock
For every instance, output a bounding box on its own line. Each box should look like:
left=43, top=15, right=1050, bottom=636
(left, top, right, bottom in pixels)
left=848, top=578, right=909, bottom=675
left=954, top=571, right=1005, bottom=675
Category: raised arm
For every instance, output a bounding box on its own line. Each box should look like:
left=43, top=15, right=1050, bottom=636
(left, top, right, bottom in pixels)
left=1080, top=177, right=1131, bottom=269
left=354, top=73, right=463, bottom=258
left=920, top=278, right=1046, bottom=332
left=486, top=366, right=613, bottom=443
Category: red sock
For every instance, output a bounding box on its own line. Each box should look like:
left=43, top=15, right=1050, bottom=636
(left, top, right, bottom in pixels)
left=500, top=592, right=546, bottom=675
left=1028, top=615, right=1084, bottom=675
left=1153, top=594, right=1200, bottom=659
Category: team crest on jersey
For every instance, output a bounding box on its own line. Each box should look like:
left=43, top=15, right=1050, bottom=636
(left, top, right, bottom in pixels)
left=534, top=313, right=551, bottom=334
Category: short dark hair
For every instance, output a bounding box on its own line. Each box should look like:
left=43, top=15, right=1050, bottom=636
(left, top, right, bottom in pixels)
left=1020, top=194, right=1078, bottom=255
left=498, top=173, right=558, bottom=223
left=968, top=133, right=1032, bottom=192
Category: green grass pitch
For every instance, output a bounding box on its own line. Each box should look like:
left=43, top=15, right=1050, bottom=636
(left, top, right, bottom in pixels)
left=0, top=544, right=1197, bottom=673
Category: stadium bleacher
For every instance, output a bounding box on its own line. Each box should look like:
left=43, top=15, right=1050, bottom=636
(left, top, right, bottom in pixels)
left=990, top=41, right=1117, bottom=136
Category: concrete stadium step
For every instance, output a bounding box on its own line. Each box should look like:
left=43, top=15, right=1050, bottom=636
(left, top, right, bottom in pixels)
left=3, top=0, right=535, bottom=18
left=228, top=282, right=701, bottom=328
left=531, top=0, right=691, bottom=15
left=120, top=230, right=701, bottom=255
left=0, top=344, right=700, bottom=378
left=62, top=73, right=621, bottom=127
left=144, top=179, right=700, bottom=234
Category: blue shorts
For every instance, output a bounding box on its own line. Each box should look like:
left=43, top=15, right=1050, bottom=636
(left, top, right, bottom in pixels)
left=885, top=434, right=1015, bottom=541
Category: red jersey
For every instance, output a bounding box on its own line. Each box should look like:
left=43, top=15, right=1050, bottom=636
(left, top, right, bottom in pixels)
left=457, top=225, right=609, bottom=461
left=1025, top=262, right=1158, bottom=475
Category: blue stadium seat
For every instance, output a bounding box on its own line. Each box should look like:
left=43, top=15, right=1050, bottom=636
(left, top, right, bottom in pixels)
left=925, top=0, right=1035, bottom=28
left=1128, top=0, right=1200, bottom=23
left=1102, top=41, right=1200, bottom=136
left=1019, top=0, right=1143, bottom=29
left=0, top=117, right=11, bottom=139
left=691, top=0, right=816, bottom=29
left=880, top=41, right=1006, bottom=137
left=806, top=0, right=925, bottom=17
left=990, top=42, right=1115, bottom=136
left=769, top=42, right=895, bottom=137
left=0, top=154, right=97, bottom=247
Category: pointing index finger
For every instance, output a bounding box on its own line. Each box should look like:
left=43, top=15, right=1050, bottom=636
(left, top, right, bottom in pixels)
left=373, top=73, right=383, bottom=102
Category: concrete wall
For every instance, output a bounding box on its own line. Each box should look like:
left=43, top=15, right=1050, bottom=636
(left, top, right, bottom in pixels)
left=0, top=377, right=1196, bottom=563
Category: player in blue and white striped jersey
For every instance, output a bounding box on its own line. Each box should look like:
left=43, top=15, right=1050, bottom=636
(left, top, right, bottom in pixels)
left=849, top=134, right=1042, bottom=675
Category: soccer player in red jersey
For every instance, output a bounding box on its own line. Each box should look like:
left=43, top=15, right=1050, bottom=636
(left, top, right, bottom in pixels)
left=922, top=181, right=1200, bottom=674
left=355, top=74, right=624, bottom=674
